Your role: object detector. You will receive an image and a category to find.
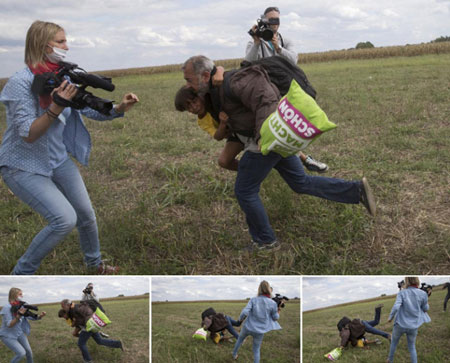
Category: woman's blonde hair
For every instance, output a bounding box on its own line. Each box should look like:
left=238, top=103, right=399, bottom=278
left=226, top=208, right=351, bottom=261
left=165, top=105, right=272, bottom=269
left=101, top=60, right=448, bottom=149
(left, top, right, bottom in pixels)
left=25, top=20, right=64, bottom=68
left=8, top=288, right=22, bottom=302
left=257, top=280, right=272, bottom=296
left=404, top=277, right=420, bottom=288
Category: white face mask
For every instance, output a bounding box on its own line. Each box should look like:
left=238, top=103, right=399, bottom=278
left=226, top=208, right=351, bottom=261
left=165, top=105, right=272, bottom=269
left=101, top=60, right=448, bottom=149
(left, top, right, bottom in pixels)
left=46, top=46, right=68, bottom=63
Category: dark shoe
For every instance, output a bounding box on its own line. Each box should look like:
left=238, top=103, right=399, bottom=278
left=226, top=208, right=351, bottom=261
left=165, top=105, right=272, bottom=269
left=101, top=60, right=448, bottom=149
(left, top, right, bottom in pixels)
left=386, top=334, right=391, bottom=342
left=97, top=262, right=119, bottom=275
left=360, top=177, right=376, bottom=216
left=303, top=155, right=329, bottom=173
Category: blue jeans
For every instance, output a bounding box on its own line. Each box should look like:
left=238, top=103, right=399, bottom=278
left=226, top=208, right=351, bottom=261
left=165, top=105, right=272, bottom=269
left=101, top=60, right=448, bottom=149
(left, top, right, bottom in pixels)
left=78, top=331, right=121, bottom=361
left=388, top=324, right=418, bottom=363
left=232, top=324, right=264, bottom=363
left=234, top=151, right=361, bottom=243
left=362, top=307, right=390, bottom=339
left=225, top=315, right=240, bottom=339
left=1, top=158, right=102, bottom=274
left=1, top=334, right=33, bottom=363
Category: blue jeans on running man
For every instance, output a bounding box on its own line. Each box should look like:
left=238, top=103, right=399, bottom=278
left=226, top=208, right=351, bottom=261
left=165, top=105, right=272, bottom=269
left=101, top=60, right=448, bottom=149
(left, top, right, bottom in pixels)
left=362, top=306, right=390, bottom=339
left=388, top=325, right=418, bottom=363
left=78, top=331, right=122, bottom=362
left=235, top=151, right=361, bottom=243
left=1, top=334, right=33, bottom=363
left=232, top=324, right=264, bottom=363
left=225, top=315, right=240, bottom=339
left=1, top=158, right=102, bottom=275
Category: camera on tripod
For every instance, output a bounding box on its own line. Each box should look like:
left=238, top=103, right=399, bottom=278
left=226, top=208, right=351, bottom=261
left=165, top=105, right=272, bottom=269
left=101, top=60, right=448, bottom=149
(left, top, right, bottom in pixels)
left=272, top=293, right=289, bottom=308
left=31, top=61, right=115, bottom=115
left=248, top=16, right=279, bottom=41
left=10, top=301, right=39, bottom=319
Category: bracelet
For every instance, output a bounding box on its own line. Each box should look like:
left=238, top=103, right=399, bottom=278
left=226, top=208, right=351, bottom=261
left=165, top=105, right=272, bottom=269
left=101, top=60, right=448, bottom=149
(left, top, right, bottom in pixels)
left=46, top=109, right=60, bottom=119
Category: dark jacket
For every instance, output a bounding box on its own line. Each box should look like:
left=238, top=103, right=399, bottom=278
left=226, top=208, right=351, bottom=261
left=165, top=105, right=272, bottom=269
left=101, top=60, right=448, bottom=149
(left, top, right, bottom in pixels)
left=70, top=302, right=94, bottom=329
left=339, top=318, right=366, bottom=347
left=202, top=313, right=228, bottom=333
left=207, top=65, right=280, bottom=140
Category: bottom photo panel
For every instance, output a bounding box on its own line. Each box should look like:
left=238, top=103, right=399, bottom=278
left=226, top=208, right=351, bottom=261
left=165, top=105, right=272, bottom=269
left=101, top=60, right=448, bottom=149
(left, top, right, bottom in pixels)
left=303, top=275, right=450, bottom=363
left=151, top=276, right=301, bottom=363
left=0, top=276, right=150, bottom=363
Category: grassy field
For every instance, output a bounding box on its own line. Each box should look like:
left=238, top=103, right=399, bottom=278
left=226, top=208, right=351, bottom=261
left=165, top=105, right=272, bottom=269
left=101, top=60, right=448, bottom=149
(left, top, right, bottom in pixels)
left=151, top=300, right=300, bottom=362
left=0, top=53, right=449, bottom=275
left=0, top=296, right=149, bottom=362
left=303, top=286, right=450, bottom=362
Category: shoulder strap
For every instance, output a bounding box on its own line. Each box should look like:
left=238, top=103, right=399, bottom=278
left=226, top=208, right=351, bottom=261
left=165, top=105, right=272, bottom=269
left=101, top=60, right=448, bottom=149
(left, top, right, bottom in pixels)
left=278, top=33, right=284, bottom=48
left=222, top=69, right=240, bottom=103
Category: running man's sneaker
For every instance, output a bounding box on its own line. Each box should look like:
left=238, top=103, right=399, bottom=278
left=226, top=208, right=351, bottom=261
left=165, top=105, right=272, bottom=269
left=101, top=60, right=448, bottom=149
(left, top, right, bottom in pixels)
left=303, top=155, right=329, bottom=173
left=253, top=240, right=280, bottom=251
left=360, top=177, right=376, bottom=216
left=118, top=339, right=124, bottom=351
left=99, top=331, right=109, bottom=338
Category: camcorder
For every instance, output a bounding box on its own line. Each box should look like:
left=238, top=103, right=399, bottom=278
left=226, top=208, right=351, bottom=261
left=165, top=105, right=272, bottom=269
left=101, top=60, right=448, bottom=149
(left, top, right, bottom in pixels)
left=420, top=283, right=432, bottom=297
left=397, top=280, right=405, bottom=290
left=31, top=61, right=115, bottom=115
left=83, top=286, right=93, bottom=295
left=10, top=301, right=39, bottom=319
left=248, top=16, right=279, bottom=41
left=272, top=293, right=289, bottom=308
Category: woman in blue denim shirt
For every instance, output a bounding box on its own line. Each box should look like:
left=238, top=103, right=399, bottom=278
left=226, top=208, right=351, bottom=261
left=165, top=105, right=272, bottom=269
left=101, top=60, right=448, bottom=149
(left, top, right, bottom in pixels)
left=0, top=287, right=46, bottom=363
left=0, top=20, right=139, bottom=275
left=386, top=276, right=431, bottom=363
left=232, top=280, right=281, bottom=362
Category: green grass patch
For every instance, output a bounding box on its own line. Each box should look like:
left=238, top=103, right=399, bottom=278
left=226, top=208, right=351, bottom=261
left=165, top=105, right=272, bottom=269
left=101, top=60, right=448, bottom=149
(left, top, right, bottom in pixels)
left=0, top=54, right=449, bottom=274
left=152, top=300, right=300, bottom=363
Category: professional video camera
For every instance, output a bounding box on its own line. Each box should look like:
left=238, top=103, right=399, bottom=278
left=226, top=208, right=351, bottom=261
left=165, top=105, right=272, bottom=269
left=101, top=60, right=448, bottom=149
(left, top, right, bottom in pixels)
left=83, top=285, right=93, bottom=295
left=397, top=280, right=405, bottom=290
left=10, top=301, right=39, bottom=319
left=272, top=293, right=289, bottom=308
left=31, top=61, right=115, bottom=115
left=420, top=283, right=432, bottom=297
left=248, top=16, right=279, bottom=41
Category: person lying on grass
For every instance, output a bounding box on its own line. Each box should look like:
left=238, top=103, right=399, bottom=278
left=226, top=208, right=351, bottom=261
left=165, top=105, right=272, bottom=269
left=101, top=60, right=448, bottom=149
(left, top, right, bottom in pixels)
left=337, top=304, right=391, bottom=350
left=201, top=307, right=241, bottom=342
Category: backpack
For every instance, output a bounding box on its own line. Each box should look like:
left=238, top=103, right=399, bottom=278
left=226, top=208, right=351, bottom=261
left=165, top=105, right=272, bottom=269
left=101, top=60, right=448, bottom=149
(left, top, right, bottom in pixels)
left=223, top=56, right=317, bottom=103
left=82, top=299, right=106, bottom=314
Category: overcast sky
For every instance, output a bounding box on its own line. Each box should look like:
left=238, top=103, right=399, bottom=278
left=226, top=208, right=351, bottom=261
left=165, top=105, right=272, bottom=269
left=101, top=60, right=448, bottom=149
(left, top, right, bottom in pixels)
left=303, top=276, right=450, bottom=311
left=152, top=276, right=300, bottom=301
left=0, top=0, right=449, bottom=78
left=0, top=276, right=149, bottom=306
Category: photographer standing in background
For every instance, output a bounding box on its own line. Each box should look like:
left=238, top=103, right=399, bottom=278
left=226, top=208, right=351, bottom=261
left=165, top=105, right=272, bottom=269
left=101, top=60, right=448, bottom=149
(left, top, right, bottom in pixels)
left=245, top=6, right=298, bottom=65
left=81, top=283, right=99, bottom=304
left=245, top=6, right=329, bottom=173
left=0, top=287, right=46, bottom=363
left=0, top=20, right=139, bottom=275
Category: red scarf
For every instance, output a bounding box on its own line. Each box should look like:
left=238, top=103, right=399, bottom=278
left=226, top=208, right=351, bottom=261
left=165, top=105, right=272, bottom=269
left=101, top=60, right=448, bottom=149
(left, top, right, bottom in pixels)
left=262, top=294, right=271, bottom=298
left=29, top=61, right=61, bottom=109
